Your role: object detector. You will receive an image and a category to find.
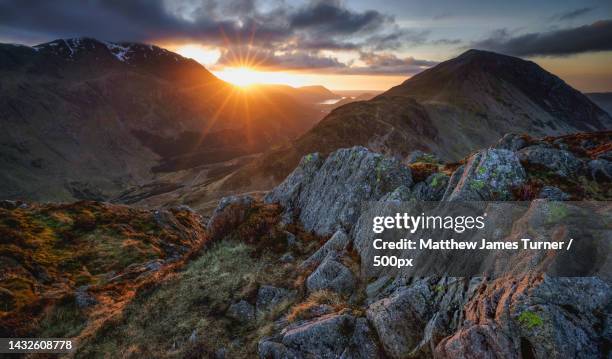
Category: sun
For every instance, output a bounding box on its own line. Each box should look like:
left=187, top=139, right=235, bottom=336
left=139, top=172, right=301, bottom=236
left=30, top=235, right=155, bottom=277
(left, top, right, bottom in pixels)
left=214, top=67, right=264, bottom=87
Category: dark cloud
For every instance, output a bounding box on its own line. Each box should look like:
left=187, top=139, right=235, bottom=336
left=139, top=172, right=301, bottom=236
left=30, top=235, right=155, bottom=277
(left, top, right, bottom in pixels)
left=352, top=52, right=437, bottom=75
left=556, top=7, right=594, bottom=21
left=0, top=0, right=438, bottom=73
left=289, top=1, right=388, bottom=34
left=472, top=20, right=612, bottom=56
left=215, top=45, right=346, bottom=71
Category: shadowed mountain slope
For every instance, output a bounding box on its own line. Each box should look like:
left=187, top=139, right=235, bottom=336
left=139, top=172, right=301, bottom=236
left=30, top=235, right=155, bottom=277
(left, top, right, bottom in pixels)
left=0, top=38, right=321, bottom=201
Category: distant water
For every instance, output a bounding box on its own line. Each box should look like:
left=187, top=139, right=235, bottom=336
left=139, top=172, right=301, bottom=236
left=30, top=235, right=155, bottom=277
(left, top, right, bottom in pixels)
left=318, top=97, right=348, bottom=105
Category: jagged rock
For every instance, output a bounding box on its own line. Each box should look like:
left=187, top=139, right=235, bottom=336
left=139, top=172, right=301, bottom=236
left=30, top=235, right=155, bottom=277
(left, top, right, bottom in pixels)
left=340, top=318, right=384, bottom=359
left=306, top=253, right=356, bottom=296
left=281, top=313, right=356, bottom=359
left=518, top=146, right=584, bottom=178
left=587, top=159, right=612, bottom=181
left=227, top=300, right=255, bottom=323
left=300, top=229, right=350, bottom=270
left=436, top=276, right=611, bottom=359
left=256, top=285, right=296, bottom=313
left=75, top=286, right=98, bottom=309
left=538, top=186, right=570, bottom=201
left=264, top=153, right=324, bottom=224
left=493, top=133, right=528, bottom=151
left=266, top=146, right=412, bottom=236
left=410, top=172, right=449, bottom=201
left=380, top=185, right=412, bottom=202
left=366, top=281, right=433, bottom=358
left=443, top=149, right=526, bottom=201
left=258, top=340, right=298, bottom=359
left=207, top=195, right=254, bottom=241
left=365, top=276, right=392, bottom=303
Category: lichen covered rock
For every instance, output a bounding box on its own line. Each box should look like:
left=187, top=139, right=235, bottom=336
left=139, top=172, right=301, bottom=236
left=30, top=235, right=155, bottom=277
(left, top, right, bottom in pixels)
left=265, top=146, right=412, bottom=235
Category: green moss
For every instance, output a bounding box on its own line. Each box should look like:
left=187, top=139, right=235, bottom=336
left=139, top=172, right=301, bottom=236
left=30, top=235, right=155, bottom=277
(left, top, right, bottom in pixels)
left=547, top=203, right=568, bottom=224
left=518, top=311, right=543, bottom=329
left=470, top=179, right=486, bottom=191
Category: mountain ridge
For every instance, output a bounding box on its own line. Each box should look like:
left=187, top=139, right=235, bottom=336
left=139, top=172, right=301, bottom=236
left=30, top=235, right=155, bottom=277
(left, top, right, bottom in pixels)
left=0, top=38, right=322, bottom=202
left=225, top=49, right=612, bottom=192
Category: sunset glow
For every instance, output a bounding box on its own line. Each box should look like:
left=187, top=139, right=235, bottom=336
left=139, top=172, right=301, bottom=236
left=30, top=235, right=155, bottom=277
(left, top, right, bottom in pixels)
left=212, top=67, right=305, bottom=87
left=173, top=44, right=220, bottom=67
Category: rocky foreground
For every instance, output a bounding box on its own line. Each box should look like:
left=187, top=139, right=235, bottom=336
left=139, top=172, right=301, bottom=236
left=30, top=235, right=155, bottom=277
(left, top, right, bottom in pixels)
left=0, top=131, right=610, bottom=358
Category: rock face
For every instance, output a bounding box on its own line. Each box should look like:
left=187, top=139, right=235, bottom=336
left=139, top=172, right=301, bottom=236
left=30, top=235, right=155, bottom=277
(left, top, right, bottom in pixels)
left=443, top=149, right=526, bottom=201
left=300, top=229, right=350, bottom=270
left=256, top=132, right=610, bottom=359
left=256, top=285, right=296, bottom=313
left=306, top=253, right=356, bottom=296
left=207, top=195, right=254, bottom=241
left=518, top=146, right=584, bottom=178
left=265, top=146, right=413, bottom=235
left=366, top=281, right=433, bottom=358
left=259, top=313, right=384, bottom=359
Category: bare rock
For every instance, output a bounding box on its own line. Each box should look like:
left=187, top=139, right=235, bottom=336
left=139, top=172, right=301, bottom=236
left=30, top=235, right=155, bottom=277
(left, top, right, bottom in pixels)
left=443, top=149, right=526, bottom=201
left=227, top=300, right=255, bottom=323
left=306, top=253, right=356, bottom=296
left=266, top=146, right=412, bottom=236
left=518, top=146, right=584, bottom=178
left=207, top=195, right=254, bottom=241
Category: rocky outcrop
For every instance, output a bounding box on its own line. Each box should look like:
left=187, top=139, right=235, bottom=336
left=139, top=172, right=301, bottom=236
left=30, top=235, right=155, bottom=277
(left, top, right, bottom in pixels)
left=265, top=147, right=412, bottom=236
left=518, top=146, right=584, bottom=178
left=256, top=285, right=296, bottom=313
left=306, top=253, right=356, bottom=296
left=255, top=132, right=610, bottom=359
left=207, top=195, right=254, bottom=241
left=259, top=313, right=383, bottom=359
left=442, top=149, right=526, bottom=201
left=300, top=229, right=350, bottom=270
left=366, top=281, right=433, bottom=358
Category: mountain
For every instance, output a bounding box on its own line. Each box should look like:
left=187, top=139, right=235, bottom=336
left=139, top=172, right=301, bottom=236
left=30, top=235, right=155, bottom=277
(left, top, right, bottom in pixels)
left=253, top=84, right=340, bottom=104
left=0, top=38, right=321, bottom=202
left=587, top=92, right=612, bottom=116
left=227, top=49, right=612, bottom=189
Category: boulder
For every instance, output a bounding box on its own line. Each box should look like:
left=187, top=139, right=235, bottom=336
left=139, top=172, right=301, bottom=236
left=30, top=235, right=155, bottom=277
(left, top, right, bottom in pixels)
left=306, top=253, right=356, bottom=296
left=256, top=285, right=296, bottom=313
left=265, top=147, right=412, bottom=236
left=207, top=195, right=254, bottom=241
left=518, top=146, right=584, bottom=178
left=443, top=149, right=526, bottom=201
left=227, top=300, right=255, bottom=323
left=281, top=314, right=356, bottom=359
left=366, top=281, right=433, bottom=358
left=340, top=318, right=384, bottom=359
left=410, top=172, right=449, bottom=201
left=300, top=229, right=350, bottom=270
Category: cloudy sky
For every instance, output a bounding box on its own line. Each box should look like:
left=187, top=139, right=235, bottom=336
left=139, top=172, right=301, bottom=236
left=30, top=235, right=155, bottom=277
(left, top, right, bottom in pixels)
left=1, top=0, right=611, bottom=91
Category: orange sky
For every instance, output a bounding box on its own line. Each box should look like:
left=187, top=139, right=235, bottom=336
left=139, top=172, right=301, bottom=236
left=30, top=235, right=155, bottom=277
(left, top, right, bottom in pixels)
left=168, top=43, right=612, bottom=92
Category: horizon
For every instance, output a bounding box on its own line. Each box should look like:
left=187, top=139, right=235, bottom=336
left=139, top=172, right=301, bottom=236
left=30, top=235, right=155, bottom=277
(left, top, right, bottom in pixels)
left=1, top=0, right=611, bottom=92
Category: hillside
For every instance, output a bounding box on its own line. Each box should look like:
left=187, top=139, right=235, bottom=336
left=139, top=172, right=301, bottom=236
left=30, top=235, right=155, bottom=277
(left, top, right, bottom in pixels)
left=2, top=131, right=609, bottom=357
left=587, top=92, right=612, bottom=116
left=0, top=38, right=321, bottom=202
left=225, top=49, right=612, bottom=190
